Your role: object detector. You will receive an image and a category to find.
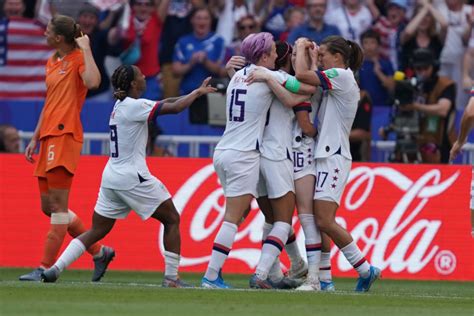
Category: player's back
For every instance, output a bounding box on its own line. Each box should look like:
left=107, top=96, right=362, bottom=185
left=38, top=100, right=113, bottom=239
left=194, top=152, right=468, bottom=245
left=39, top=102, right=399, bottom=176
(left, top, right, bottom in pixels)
left=216, top=64, right=274, bottom=152
left=101, top=97, right=156, bottom=190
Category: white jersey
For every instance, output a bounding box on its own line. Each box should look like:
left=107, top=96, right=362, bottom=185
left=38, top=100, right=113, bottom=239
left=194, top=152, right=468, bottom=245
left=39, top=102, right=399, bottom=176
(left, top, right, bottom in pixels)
left=215, top=64, right=283, bottom=152
left=101, top=97, right=161, bottom=190
left=314, top=68, right=359, bottom=160
left=260, top=70, right=293, bottom=161
left=324, top=6, right=372, bottom=44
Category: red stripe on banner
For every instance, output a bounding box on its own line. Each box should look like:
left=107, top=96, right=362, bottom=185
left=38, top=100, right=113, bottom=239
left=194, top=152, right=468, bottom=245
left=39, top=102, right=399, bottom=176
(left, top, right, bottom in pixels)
left=8, top=28, right=45, bottom=37
left=8, top=43, right=51, bottom=50
left=6, top=59, right=47, bottom=66
left=0, top=91, right=45, bottom=98
left=0, top=75, right=45, bottom=82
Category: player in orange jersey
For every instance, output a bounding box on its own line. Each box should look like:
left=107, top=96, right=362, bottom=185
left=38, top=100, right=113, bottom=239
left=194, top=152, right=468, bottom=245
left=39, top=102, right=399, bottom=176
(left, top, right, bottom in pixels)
left=20, top=15, right=114, bottom=282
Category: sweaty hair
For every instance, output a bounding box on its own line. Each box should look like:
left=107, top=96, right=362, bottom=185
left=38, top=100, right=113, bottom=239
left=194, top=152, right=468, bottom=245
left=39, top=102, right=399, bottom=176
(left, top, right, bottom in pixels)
left=275, top=41, right=292, bottom=70
left=321, top=35, right=364, bottom=72
left=241, top=32, right=274, bottom=65
left=50, top=15, right=82, bottom=46
left=111, top=65, right=136, bottom=101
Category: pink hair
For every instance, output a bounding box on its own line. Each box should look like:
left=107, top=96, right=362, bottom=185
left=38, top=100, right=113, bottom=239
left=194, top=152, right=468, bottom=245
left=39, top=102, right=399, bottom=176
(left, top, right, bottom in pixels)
left=241, top=32, right=274, bottom=65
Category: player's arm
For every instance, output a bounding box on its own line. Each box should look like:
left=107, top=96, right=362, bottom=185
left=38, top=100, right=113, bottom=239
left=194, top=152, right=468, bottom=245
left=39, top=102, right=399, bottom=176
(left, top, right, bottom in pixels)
left=294, top=103, right=317, bottom=137
left=76, top=35, right=101, bottom=89
left=294, top=39, right=321, bottom=87
left=450, top=96, right=474, bottom=161
left=159, top=77, right=217, bottom=115
left=25, top=105, right=46, bottom=163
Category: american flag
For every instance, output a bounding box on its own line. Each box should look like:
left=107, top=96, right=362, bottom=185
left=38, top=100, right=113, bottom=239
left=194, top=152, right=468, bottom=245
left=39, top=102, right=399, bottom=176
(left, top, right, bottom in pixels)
left=0, top=17, right=53, bottom=99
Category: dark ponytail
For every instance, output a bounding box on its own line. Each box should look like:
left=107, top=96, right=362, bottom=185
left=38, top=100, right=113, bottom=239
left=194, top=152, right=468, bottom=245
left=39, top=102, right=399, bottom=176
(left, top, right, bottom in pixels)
left=321, top=36, right=364, bottom=72
left=111, top=65, right=136, bottom=101
left=275, top=41, right=293, bottom=70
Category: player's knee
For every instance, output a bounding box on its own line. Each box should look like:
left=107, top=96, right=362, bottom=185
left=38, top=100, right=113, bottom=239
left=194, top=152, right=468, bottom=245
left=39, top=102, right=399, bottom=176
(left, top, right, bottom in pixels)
left=315, top=216, right=332, bottom=233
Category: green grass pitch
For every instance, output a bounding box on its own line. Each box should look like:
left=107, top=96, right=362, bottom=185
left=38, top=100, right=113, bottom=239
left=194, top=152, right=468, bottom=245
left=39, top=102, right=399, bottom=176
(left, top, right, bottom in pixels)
left=1, top=268, right=473, bottom=316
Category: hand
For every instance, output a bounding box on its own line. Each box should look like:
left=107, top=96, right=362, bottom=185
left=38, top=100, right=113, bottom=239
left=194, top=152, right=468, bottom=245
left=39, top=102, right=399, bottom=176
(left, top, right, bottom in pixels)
left=191, top=51, right=207, bottom=64
left=462, top=75, right=473, bottom=90
left=372, top=57, right=381, bottom=73
left=25, top=139, right=37, bottom=163
left=196, top=77, right=218, bottom=96
left=245, top=67, right=270, bottom=84
left=449, top=140, right=463, bottom=161
left=75, top=34, right=91, bottom=51
left=378, top=126, right=386, bottom=139
left=225, top=56, right=246, bottom=71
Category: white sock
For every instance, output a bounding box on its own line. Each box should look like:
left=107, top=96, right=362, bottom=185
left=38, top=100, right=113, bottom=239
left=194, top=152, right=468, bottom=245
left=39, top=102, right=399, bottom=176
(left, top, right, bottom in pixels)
left=204, top=221, right=238, bottom=281
left=256, top=221, right=291, bottom=280
left=262, top=222, right=273, bottom=241
left=284, top=227, right=303, bottom=265
left=299, top=214, right=321, bottom=279
left=54, top=238, right=86, bottom=272
left=340, top=241, right=370, bottom=278
left=319, top=252, right=332, bottom=282
left=164, top=251, right=180, bottom=279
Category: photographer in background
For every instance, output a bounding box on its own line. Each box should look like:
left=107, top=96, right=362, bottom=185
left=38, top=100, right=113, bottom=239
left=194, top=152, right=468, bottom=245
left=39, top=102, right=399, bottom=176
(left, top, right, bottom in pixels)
left=405, top=48, right=456, bottom=164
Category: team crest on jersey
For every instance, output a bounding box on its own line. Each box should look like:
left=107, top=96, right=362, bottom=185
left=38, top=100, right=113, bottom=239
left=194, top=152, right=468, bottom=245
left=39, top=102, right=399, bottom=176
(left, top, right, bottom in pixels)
left=324, top=68, right=339, bottom=78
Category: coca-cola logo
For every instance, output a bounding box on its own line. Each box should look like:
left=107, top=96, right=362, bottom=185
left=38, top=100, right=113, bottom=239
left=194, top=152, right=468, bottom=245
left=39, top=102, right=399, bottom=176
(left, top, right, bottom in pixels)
left=158, top=163, right=462, bottom=276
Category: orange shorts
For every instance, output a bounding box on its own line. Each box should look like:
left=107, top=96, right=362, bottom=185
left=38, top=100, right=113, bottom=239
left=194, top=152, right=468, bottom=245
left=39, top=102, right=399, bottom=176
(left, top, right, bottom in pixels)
left=38, top=167, right=74, bottom=193
left=34, top=134, right=83, bottom=178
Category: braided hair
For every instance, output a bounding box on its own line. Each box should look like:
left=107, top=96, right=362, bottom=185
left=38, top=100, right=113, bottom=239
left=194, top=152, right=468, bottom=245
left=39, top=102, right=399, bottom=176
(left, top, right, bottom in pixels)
left=111, top=65, right=135, bottom=101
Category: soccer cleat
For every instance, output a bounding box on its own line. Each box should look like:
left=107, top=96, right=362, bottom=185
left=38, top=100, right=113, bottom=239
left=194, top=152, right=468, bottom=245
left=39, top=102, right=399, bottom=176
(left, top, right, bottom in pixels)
left=287, top=259, right=308, bottom=279
left=295, top=276, right=321, bottom=291
left=19, top=267, right=44, bottom=281
left=92, top=246, right=115, bottom=282
left=41, top=266, right=60, bottom=283
left=162, top=275, right=193, bottom=288
left=268, top=276, right=303, bottom=289
left=320, top=280, right=336, bottom=292
left=201, top=271, right=231, bottom=289
left=249, top=274, right=274, bottom=289
left=355, top=266, right=381, bottom=292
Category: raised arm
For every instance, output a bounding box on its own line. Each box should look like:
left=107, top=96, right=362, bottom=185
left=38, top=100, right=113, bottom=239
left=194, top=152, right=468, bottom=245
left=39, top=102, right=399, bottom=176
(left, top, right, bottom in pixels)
left=159, top=77, right=217, bottom=114
left=156, top=0, right=171, bottom=23
left=294, top=40, right=320, bottom=86
left=450, top=96, right=474, bottom=161
left=76, top=35, right=101, bottom=89
left=400, top=5, right=429, bottom=44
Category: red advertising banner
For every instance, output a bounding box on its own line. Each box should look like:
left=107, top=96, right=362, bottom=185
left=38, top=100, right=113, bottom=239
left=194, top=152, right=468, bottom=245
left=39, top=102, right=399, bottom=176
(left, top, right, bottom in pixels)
left=0, top=154, right=472, bottom=280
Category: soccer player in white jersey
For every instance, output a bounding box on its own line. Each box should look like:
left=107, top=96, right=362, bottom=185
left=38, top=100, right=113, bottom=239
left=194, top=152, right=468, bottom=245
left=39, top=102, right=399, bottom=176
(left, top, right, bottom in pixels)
left=246, top=42, right=326, bottom=291
left=41, top=65, right=216, bottom=286
left=202, top=32, right=299, bottom=289
left=249, top=41, right=318, bottom=289
left=449, top=87, right=474, bottom=237
left=294, top=35, right=381, bottom=292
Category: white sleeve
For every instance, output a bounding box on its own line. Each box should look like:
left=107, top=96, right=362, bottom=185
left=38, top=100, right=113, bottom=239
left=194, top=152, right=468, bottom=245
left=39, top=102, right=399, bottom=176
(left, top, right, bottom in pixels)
left=127, top=98, right=161, bottom=122
left=315, top=68, right=351, bottom=91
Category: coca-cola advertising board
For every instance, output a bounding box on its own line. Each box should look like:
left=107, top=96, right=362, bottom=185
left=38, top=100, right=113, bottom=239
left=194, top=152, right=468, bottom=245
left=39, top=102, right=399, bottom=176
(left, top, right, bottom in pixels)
left=0, top=154, right=472, bottom=280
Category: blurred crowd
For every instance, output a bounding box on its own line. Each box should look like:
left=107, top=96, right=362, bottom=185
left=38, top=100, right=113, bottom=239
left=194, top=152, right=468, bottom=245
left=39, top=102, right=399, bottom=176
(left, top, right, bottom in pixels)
left=0, top=0, right=473, bottom=161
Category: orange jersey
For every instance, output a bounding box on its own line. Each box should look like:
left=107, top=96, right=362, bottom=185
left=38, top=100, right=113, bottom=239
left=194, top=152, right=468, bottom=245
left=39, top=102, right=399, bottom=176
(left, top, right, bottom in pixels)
left=39, top=48, right=87, bottom=142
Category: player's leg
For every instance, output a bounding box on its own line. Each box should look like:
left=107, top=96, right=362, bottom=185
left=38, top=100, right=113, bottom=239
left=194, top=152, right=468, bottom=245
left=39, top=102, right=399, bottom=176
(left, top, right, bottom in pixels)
left=314, top=199, right=380, bottom=291
left=251, top=191, right=294, bottom=289
left=294, top=174, right=321, bottom=291
left=314, top=155, right=380, bottom=292
left=202, top=194, right=253, bottom=288
left=150, top=198, right=190, bottom=287
left=203, top=150, right=258, bottom=288
left=319, top=232, right=335, bottom=291
left=41, top=211, right=116, bottom=282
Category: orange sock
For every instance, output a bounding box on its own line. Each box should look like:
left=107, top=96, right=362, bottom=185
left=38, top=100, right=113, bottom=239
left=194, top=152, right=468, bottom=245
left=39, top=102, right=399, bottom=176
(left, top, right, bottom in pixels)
left=40, top=223, right=68, bottom=268
left=67, top=210, right=102, bottom=257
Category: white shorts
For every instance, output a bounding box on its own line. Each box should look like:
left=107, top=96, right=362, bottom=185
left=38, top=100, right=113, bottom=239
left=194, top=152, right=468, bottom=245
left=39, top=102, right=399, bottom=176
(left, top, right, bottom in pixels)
left=292, top=142, right=316, bottom=181
left=313, top=154, right=351, bottom=205
left=213, top=149, right=260, bottom=197
left=94, top=176, right=172, bottom=220
left=257, top=157, right=295, bottom=199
